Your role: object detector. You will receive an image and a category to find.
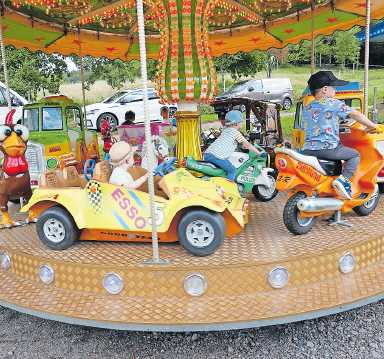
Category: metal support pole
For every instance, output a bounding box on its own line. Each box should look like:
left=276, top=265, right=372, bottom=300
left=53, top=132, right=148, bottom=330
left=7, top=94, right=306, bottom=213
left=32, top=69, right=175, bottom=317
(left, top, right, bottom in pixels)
left=136, top=0, right=166, bottom=264
left=79, top=54, right=87, bottom=129
left=310, top=1, right=315, bottom=74
left=372, top=87, right=378, bottom=123
left=364, top=0, right=371, bottom=117
left=0, top=15, right=11, bottom=110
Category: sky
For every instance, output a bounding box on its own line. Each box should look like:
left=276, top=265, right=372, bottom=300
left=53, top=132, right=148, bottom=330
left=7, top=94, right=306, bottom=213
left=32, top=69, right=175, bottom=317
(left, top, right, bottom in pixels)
left=65, top=58, right=78, bottom=72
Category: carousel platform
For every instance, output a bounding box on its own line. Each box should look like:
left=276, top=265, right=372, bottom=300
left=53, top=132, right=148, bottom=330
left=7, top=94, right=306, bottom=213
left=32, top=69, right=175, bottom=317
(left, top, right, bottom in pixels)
left=1, top=195, right=384, bottom=331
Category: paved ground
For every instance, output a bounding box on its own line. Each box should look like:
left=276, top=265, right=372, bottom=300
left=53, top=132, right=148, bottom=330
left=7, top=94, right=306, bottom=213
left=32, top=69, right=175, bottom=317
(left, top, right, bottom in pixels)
left=1, top=300, right=384, bottom=359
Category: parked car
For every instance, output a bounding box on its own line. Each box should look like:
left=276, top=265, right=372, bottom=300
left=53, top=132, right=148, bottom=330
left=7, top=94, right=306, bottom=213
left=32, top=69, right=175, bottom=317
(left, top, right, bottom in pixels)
left=0, top=81, right=28, bottom=124
left=215, top=78, right=293, bottom=110
left=85, top=88, right=177, bottom=131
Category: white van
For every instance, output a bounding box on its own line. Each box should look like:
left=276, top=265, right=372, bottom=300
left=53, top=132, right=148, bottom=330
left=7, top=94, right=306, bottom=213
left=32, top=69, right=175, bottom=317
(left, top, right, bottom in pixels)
left=0, top=81, right=28, bottom=124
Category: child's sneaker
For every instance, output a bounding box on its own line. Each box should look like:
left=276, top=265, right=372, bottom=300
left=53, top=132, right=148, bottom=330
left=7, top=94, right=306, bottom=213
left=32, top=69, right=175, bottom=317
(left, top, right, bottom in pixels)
left=332, top=175, right=352, bottom=199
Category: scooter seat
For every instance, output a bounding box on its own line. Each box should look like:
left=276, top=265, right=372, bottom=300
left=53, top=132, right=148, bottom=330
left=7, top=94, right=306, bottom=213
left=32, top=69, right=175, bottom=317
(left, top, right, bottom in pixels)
left=275, top=147, right=327, bottom=176
left=318, top=159, right=342, bottom=176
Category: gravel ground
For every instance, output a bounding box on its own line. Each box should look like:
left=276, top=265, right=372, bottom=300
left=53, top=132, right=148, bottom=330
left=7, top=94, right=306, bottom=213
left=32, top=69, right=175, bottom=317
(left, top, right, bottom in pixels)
left=1, top=300, right=384, bottom=359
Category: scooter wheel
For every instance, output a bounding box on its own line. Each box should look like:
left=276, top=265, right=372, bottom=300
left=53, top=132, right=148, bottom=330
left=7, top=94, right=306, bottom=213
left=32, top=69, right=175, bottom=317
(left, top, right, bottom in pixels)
left=353, top=185, right=380, bottom=216
left=252, top=175, right=278, bottom=202
left=283, top=192, right=315, bottom=235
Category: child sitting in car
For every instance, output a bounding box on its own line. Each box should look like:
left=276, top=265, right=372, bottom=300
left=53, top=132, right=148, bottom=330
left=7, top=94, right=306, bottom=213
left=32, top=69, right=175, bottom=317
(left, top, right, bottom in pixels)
left=108, top=141, right=167, bottom=197
left=204, top=110, right=262, bottom=181
left=109, top=141, right=148, bottom=189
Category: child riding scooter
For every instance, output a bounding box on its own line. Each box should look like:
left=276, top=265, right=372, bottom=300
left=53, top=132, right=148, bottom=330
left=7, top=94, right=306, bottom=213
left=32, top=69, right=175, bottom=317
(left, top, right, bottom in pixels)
left=187, top=110, right=277, bottom=201
left=301, top=71, right=378, bottom=199
left=275, top=71, right=383, bottom=235
left=203, top=110, right=263, bottom=181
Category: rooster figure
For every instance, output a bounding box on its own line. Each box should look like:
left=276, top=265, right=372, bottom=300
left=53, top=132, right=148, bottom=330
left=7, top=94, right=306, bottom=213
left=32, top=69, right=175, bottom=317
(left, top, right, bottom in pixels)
left=100, top=119, right=114, bottom=160
left=0, top=110, right=32, bottom=227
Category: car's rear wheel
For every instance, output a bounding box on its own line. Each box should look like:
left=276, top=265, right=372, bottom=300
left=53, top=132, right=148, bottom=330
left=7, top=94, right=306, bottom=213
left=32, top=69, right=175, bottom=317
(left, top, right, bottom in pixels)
left=178, top=209, right=225, bottom=256
left=282, top=98, right=292, bottom=111
left=97, top=113, right=118, bottom=131
left=36, top=206, right=80, bottom=250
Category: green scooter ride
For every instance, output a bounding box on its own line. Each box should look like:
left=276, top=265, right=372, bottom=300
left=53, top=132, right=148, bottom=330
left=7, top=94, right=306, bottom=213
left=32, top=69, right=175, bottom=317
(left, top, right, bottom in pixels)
left=186, top=144, right=278, bottom=201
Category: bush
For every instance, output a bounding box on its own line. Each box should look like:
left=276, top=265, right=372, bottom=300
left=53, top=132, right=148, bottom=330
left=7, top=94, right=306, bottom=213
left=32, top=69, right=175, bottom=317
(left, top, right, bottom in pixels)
left=199, top=104, right=215, bottom=114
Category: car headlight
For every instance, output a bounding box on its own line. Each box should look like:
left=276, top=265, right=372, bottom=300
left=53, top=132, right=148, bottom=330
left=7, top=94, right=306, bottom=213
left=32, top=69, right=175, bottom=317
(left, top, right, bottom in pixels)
left=86, top=109, right=100, bottom=115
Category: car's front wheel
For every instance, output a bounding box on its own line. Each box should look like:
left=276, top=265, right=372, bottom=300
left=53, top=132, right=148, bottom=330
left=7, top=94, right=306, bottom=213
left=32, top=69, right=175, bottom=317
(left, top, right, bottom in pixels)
left=282, top=97, right=292, bottom=111
left=178, top=209, right=225, bottom=256
left=36, top=206, right=80, bottom=250
left=97, top=113, right=118, bottom=131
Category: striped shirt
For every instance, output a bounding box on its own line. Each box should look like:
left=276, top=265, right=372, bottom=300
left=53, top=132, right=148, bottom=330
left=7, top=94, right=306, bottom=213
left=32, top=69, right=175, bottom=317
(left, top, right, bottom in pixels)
left=205, top=127, right=246, bottom=159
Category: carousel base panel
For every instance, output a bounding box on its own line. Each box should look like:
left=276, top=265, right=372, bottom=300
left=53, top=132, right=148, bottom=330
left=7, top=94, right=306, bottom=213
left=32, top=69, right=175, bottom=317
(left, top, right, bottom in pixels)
left=1, top=196, right=384, bottom=331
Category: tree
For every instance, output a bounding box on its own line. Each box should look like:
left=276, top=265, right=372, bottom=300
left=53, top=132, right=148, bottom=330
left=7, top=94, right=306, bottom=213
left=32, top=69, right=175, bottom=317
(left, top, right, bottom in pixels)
left=286, top=41, right=311, bottom=65
left=315, top=37, right=332, bottom=67
left=1, top=46, right=68, bottom=100
left=333, top=29, right=361, bottom=68
left=264, top=51, right=278, bottom=78
left=214, top=51, right=266, bottom=80
left=70, top=56, right=157, bottom=90
left=70, top=56, right=141, bottom=90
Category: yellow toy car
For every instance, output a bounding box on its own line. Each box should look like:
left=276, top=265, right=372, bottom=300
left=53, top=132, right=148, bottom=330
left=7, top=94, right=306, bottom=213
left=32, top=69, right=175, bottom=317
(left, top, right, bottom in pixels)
left=21, top=164, right=248, bottom=256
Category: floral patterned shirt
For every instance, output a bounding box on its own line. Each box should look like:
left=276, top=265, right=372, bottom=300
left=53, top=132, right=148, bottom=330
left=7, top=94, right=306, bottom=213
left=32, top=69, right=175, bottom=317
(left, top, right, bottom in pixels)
left=302, top=98, right=352, bottom=151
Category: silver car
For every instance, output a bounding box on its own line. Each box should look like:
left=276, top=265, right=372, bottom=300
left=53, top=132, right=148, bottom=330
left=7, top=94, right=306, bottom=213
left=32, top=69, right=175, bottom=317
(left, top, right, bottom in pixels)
left=216, top=78, right=293, bottom=110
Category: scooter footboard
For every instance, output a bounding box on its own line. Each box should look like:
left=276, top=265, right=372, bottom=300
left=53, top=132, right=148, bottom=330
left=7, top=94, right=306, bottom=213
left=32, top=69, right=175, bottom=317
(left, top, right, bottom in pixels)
left=276, top=172, right=305, bottom=191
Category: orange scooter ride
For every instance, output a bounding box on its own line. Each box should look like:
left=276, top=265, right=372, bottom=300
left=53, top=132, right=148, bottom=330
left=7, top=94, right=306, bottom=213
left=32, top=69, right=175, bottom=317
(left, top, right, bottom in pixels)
left=275, top=119, right=384, bottom=235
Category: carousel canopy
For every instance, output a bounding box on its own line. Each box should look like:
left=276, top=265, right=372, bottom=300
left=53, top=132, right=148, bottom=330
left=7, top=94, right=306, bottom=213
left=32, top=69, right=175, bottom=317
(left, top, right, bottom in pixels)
left=4, top=0, right=384, bottom=60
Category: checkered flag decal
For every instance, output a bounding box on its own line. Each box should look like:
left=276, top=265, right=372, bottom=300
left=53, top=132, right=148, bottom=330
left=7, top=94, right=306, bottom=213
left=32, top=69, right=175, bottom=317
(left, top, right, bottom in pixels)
left=86, top=180, right=103, bottom=213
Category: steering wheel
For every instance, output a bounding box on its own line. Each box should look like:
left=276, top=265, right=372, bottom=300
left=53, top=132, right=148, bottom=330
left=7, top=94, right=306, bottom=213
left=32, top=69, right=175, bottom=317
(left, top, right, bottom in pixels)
left=154, top=157, right=177, bottom=177
left=84, top=159, right=96, bottom=181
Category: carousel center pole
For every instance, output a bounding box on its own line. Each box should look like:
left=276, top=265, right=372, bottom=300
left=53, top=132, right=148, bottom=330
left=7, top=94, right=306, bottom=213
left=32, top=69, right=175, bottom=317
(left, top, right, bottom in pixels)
left=0, top=14, right=11, bottom=110
left=155, top=0, right=217, bottom=162
left=136, top=0, right=167, bottom=265
left=176, top=103, right=202, bottom=162
left=364, top=0, right=371, bottom=117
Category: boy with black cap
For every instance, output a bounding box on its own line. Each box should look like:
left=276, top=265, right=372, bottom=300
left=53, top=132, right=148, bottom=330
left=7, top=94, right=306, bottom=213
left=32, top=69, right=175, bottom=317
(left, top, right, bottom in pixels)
left=302, top=70, right=378, bottom=199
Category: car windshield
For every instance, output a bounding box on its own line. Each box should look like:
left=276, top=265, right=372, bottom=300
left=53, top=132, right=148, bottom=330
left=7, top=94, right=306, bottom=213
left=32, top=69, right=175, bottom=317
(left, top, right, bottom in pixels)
left=103, top=91, right=128, bottom=104
left=227, top=81, right=249, bottom=94
left=23, top=108, right=39, bottom=131
left=119, top=93, right=143, bottom=103
left=42, top=107, right=63, bottom=131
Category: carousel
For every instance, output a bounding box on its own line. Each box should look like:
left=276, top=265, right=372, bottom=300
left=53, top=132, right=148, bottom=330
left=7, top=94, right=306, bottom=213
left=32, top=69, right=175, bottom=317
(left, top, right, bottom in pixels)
left=1, top=0, right=384, bottom=331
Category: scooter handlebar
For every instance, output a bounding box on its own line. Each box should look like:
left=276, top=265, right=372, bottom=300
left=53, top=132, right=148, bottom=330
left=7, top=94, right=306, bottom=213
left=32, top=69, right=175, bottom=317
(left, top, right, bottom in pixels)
left=365, top=126, right=384, bottom=134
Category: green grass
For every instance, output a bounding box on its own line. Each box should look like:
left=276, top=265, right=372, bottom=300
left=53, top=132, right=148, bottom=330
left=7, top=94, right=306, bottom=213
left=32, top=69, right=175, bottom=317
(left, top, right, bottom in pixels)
left=281, top=115, right=295, bottom=139
left=201, top=113, right=218, bottom=123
